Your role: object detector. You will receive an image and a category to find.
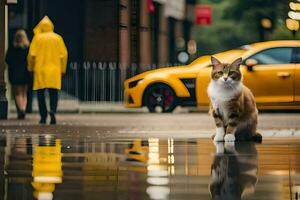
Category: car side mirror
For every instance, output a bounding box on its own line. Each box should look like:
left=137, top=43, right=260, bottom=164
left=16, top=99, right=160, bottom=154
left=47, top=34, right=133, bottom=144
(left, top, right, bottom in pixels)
left=245, top=59, right=258, bottom=72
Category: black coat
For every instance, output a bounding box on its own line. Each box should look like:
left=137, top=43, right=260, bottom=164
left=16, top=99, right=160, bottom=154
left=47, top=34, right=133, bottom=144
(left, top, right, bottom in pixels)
left=5, top=46, right=31, bottom=85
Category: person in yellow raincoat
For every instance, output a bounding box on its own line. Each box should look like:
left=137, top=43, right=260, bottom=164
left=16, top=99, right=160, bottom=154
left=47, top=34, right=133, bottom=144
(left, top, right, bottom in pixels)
left=28, top=16, right=68, bottom=124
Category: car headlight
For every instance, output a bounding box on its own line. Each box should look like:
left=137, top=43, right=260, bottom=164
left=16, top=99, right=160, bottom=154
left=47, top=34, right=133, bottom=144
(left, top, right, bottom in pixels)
left=129, top=79, right=143, bottom=88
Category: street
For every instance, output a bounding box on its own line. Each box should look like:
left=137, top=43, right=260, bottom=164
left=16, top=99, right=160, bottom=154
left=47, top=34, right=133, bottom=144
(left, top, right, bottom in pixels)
left=0, top=112, right=300, bottom=199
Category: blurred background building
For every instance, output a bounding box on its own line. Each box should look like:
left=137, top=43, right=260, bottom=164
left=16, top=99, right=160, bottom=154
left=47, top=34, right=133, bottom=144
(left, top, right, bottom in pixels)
left=7, top=0, right=197, bottom=74
left=6, top=0, right=197, bottom=102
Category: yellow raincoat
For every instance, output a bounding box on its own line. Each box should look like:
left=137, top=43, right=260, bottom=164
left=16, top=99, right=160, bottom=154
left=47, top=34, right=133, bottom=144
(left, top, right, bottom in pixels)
left=28, top=16, right=68, bottom=90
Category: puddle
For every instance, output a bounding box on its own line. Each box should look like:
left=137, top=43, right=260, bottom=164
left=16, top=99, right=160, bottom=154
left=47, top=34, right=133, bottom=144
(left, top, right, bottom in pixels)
left=0, top=134, right=299, bottom=200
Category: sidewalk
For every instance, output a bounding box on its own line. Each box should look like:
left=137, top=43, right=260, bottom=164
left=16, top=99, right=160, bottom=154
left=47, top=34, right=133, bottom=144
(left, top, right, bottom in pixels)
left=10, top=99, right=148, bottom=113
left=2, top=112, right=300, bottom=140
left=10, top=98, right=198, bottom=113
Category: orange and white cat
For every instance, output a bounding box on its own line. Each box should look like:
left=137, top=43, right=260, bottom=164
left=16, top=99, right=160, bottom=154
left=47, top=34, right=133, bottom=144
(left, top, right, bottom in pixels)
left=207, top=56, right=259, bottom=142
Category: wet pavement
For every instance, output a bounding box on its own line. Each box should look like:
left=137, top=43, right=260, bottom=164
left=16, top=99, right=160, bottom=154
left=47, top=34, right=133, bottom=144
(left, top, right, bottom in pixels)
left=1, top=113, right=300, bottom=200
left=0, top=134, right=299, bottom=200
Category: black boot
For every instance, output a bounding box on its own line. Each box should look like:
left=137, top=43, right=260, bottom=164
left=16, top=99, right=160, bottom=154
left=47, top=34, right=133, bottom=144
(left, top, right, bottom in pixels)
left=49, top=112, right=56, bottom=125
left=19, top=111, right=26, bottom=119
left=39, top=113, right=47, bottom=124
left=17, top=109, right=26, bottom=119
left=39, top=117, right=46, bottom=124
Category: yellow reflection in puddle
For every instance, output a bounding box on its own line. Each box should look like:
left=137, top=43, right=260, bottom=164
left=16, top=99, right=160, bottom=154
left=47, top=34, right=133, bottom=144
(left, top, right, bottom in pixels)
left=32, top=138, right=62, bottom=200
left=125, top=139, right=149, bottom=163
left=266, top=170, right=295, bottom=176
left=146, top=138, right=172, bottom=200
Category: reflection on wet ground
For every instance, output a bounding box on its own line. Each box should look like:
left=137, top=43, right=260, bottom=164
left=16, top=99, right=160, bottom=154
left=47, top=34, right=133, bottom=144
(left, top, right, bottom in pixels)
left=0, top=134, right=299, bottom=200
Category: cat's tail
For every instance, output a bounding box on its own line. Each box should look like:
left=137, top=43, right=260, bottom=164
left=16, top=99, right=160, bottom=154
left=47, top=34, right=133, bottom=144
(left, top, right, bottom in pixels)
left=252, top=132, right=262, bottom=143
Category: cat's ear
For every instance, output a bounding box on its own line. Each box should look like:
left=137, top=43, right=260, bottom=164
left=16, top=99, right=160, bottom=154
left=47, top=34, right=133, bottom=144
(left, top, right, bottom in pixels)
left=211, top=56, right=222, bottom=69
left=231, top=57, right=243, bottom=70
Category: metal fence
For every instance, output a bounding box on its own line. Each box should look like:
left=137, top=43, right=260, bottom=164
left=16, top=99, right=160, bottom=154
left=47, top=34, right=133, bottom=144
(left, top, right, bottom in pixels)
left=61, top=61, right=177, bottom=103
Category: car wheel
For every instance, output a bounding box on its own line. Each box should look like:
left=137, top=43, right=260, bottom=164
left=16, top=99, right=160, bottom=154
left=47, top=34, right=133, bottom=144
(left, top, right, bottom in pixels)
left=144, top=84, right=177, bottom=113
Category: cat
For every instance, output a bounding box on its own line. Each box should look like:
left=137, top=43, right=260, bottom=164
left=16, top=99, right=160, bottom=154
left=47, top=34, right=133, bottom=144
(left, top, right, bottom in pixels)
left=207, top=56, right=260, bottom=142
left=209, top=142, right=258, bottom=200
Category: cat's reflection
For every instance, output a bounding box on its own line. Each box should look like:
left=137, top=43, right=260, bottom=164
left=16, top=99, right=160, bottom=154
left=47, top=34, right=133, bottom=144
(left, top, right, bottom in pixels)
left=209, top=142, right=258, bottom=200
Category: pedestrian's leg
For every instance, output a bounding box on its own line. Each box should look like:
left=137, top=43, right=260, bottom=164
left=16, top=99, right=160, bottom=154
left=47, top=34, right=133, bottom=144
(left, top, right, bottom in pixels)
left=49, top=89, right=58, bottom=124
left=13, top=86, right=21, bottom=119
left=20, top=85, right=28, bottom=112
left=26, top=83, right=33, bottom=113
left=23, top=85, right=28, bottom=112
left=17, top=85, right=28, bottom=119
left=37, top=89, right=47, bottom=124
left=15, top=86, right=27, bottom=119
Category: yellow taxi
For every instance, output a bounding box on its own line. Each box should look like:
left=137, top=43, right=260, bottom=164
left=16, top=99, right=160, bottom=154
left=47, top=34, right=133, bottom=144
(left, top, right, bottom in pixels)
left=124, top=40, right=300, bottom=112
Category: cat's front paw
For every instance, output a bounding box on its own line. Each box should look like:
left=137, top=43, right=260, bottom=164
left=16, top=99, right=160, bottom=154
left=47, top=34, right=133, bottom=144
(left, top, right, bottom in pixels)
left=224, top=134, right=235, bottom=142
left=214, top=127, right=225, bottom=142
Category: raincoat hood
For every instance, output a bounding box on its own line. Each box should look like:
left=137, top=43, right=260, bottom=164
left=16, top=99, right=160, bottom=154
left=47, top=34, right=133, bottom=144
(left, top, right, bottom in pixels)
left=33, top=16, right=54, bottom=35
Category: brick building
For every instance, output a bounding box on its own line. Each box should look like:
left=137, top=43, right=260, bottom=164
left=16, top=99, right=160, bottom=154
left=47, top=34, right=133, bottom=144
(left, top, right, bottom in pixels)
left=8, top=0, right=196, bottom=73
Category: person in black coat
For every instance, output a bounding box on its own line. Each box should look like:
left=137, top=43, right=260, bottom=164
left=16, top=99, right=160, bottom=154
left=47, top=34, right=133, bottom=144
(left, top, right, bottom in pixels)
left=5, top=29, right=31, bottom=119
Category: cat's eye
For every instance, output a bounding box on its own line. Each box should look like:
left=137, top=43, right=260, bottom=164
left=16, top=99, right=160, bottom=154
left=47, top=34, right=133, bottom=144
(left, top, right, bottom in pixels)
left=229, top=71, right=236, bottom=76
left=217, top=71, right=223, bottom=75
